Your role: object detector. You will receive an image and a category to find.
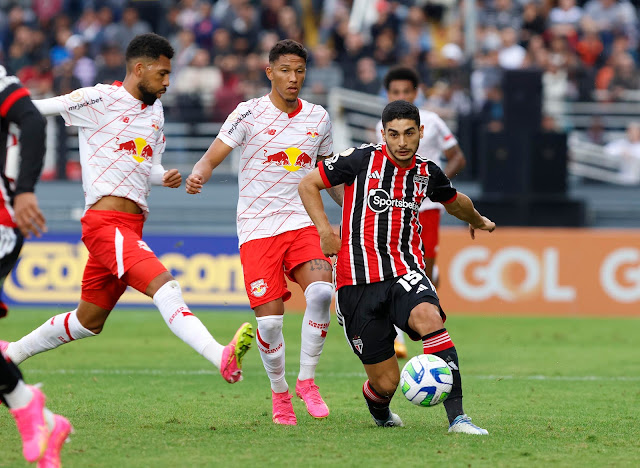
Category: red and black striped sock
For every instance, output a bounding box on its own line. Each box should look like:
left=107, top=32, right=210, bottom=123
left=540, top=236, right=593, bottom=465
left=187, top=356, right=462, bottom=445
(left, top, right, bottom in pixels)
left=362, top=380, right=392, bottom=421
left=422, top=328, right=464, bottom=424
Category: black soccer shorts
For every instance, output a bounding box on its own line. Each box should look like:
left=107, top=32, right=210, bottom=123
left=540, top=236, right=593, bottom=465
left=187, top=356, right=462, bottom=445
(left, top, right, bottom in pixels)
left=0, top=227, right=23, bottom=318
left=336, top=270, right=446, bottom=365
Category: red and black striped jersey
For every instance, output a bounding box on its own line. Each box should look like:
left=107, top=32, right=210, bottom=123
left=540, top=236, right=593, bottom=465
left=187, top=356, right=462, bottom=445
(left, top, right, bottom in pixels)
left=318, top=143, right=457, bottom=289
left=0, top=66, right=46, bottom=227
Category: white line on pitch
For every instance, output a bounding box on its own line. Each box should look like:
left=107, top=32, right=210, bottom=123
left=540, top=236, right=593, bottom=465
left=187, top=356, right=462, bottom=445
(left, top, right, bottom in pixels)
left=22, top=369, right=640, bottom=382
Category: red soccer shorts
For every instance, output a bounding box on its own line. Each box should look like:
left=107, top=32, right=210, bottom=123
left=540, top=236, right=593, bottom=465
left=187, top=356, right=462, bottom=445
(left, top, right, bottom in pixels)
left=239, top=226, right=330, bottom=308
left=80, top=210, right=167, bottom=310
left=418, top=209, right=441, bottom=259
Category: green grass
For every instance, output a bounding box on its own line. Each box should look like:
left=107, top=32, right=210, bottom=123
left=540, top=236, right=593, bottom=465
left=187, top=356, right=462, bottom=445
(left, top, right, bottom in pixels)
left=1, top=308, right=639, bottom=467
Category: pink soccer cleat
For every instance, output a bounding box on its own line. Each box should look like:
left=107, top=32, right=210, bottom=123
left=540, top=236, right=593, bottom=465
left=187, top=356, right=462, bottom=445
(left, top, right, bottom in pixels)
left=272, top=390, right=297, bottom=425
left=38, top=414, right=73, bottom=468
left=295, top=378, right=329, bottom=419
left=9, top=386, right=48, bottom=463
left=220, top=322, right=253, bottom=383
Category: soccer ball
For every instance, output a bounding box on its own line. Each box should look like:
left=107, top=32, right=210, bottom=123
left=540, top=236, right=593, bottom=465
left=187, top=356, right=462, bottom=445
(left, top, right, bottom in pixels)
left=400, top=354, right=453, bottom=407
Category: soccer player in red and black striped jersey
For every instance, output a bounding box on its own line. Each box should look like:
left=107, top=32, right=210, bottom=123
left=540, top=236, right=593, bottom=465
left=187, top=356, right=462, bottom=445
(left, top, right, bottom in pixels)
left=0, top=65, right=73, bottom=466
left=298, top=100, right=495, bottom=434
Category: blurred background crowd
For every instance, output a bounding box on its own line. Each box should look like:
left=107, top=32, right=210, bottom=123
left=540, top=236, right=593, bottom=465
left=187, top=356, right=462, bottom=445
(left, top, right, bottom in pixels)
left=1, top=0, right=640, bottom=185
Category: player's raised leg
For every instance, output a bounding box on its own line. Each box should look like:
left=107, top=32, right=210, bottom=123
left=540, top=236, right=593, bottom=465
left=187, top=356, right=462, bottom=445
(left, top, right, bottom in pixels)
left=408, top=302, right=488, bottom=435
left=290, top=256, right=333, bottom=419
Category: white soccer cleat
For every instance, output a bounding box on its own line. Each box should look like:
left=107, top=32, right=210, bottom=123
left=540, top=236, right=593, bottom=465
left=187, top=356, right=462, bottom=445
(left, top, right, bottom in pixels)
left=448, top=414, right=489, bottom=435
left=372, top=411, right=404, bottom=427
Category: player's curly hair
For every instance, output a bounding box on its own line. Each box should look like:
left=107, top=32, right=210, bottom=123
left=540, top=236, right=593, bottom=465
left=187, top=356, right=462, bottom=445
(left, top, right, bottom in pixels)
left=382, top=100, right=421, bottom=128
left=383, top=66, right=420, bottom=91
left=269, top=39, right=308, bottom=64
left=126, top=33, right=174, bottom=63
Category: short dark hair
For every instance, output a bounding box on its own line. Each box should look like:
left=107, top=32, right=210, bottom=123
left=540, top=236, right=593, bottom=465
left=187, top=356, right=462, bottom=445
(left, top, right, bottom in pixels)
left=382, top=100, right=420, bottom=129
left=125, top=33, right=174, bottom=63
left=383, top=66, right=420, bottom=91
left=269, top=39, right=308, bottom=64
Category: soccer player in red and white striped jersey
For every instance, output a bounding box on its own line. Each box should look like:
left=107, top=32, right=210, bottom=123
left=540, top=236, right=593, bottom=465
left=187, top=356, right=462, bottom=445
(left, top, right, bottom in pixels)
left=187, top=40, right=336, bottom=425
left=299, top=100, right=495, bottom=434
left=2, top=34, right=253, bottom=387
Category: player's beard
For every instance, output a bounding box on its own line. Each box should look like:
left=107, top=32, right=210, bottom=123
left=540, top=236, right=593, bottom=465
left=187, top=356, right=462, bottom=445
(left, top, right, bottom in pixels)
left=138, top=80, right=162, bottom=106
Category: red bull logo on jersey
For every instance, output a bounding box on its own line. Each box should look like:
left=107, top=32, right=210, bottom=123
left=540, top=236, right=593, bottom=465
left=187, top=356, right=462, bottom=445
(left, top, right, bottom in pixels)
left=306, top=127, right=319, bottom=140
left=263, top=147, right=313, bottom=172
left=115, top=137, right=153, bottom=163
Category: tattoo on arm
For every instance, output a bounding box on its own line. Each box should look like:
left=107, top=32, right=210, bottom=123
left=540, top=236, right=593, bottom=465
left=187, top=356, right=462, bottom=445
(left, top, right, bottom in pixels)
left=309, top=259, right=332, bottom=271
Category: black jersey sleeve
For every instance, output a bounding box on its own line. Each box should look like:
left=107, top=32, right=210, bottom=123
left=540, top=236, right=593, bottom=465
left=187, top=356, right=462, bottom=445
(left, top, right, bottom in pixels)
left=0, top=78, right=46, bottom=195
left=318, top=145, right=371, bottom=187
left=426, top=161, right=457, bottom=203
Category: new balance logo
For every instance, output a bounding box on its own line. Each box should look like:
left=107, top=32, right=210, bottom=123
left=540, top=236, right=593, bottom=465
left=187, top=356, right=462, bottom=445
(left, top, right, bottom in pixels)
left=263, top=128, right=277, bottom=135
left=368, top=170, right=381, bottom=179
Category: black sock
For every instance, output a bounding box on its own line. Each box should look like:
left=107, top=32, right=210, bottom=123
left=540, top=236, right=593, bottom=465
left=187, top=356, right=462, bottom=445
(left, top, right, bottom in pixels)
left=362, top=380, right=392, bottom=421
left=0, top=354, right=24, bottom=407
left=422, top=328, right=464, bottom=424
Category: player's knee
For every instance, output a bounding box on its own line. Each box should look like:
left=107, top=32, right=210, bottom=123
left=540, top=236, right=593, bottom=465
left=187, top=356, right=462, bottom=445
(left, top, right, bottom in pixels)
left=408, top=304, right=443, bottom=334
left=304, top=281, right=334, bottom=311
left=257, top=314, right=284, bottom=335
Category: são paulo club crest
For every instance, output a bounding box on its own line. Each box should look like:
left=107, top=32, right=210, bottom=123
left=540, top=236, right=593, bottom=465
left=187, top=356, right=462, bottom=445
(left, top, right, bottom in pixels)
left=352, top=335, right=363, bottom=354
left=250, top=279, right=268, bottom=297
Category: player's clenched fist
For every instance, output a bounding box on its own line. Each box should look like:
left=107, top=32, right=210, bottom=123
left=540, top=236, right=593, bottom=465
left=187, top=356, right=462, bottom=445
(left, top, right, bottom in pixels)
left=162, top=168, right=182, bottom=188
left=319, top=231, right=341, bottom=257
left=186, top=173, right=203, bottom=194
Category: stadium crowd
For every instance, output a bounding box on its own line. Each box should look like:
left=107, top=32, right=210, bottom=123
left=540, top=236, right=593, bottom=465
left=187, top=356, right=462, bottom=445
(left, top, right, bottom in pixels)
left=1, top=0, right=640, bottom=178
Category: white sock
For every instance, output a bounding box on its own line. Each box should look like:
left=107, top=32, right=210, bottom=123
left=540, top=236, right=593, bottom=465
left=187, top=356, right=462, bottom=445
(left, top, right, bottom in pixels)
left=299, top=281, right=333, bottom=381
left=394, top=326, right=406, bottom=345
left=7, top=309, right=95, bottom=365
left=3, top=380, right=33, bottom=409
left=153, top=280, right=224, bottom=369
left=256, top=315, right=287, bottom=393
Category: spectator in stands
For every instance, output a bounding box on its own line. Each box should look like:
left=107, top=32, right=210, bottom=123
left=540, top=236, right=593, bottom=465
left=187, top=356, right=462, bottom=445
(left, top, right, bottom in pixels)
left=66, top=34, right=96, bottom=88
left=479, top=85, right=504, bottom=133
left=498, top=27, right=526, bottom=69
left=171, top=28, right=198, bottom=77
left=241, top=52, right=270, bottom=98
left=94, top=43, right=125, bottom=85
left=398, top=6, right=431, bottom=63
left=425, top=80, right=472, bottom=120
left=104, top=6, right=151, bottom=53
left=348, top=57, right=382, bottom=95
left=193, top=2, right=217, bottom=50
left=211, top=54, right=244, bottom=122
left=211, top=28, right=234, bottom=62
left=479, top=0, right=522, bottom=31
left=583, top=0, right=638, bottom=48
left=520, top=1, right=547, bottom=46
left=549, top=0, right=584, bottom=36
left=174, top=48, right=223, bottom=121
left=607, top=52, right=640, bottom=101
left=585, top=116, right=606, bottom=145
left=306, top=43, right=343, bottom=98
left=338, top=31, right=371, bottom=89
left=605, top=121, right=640, bottom=184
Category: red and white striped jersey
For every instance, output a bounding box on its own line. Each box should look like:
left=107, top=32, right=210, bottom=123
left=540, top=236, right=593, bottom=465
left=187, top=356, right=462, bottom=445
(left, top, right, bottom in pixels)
left=376, top=108, right=457, bottom=212
left=218, top=96, right=333, bottom=246
left=35, top=82, right=166, bottom=215
left=318, top=144, right=457, bottom=289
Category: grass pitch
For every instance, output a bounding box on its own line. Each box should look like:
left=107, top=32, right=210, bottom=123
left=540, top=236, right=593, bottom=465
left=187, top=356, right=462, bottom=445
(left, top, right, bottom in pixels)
left=1, top=307, right=638, bottom=467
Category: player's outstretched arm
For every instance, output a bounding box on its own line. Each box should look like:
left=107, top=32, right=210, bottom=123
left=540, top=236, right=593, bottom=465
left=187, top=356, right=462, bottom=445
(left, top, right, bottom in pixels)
left=444, top=192, right=496, bottom=239
left=186, top=138, right=233, bottom=194
left=32, top=97, right=67, bottom=117
left=299, top=169, right=341, bottom=256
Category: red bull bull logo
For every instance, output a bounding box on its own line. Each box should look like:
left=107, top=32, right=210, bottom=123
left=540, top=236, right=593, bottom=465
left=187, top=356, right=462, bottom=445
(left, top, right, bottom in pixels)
left=263, top=147, right=313, bottom=172
left=306, top=127, right=319, bottom=140
left=116, top=137, right=153, bottom=163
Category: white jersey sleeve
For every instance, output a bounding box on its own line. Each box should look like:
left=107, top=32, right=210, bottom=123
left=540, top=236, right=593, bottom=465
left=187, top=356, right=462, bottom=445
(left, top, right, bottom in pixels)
left=430, top=113, right=458, bottom=152
left=217, top=102, right=253, bottom=149
left=37, top=87, right=107, bottom=128
left=318, top=116, right=334, bottom=156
